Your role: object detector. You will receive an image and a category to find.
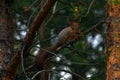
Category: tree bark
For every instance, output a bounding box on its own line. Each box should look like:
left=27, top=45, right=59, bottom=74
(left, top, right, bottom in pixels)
left=3, top=0, right=57, bottom=80
left=106, top=1, right=120, bottom=80
left=0, top=0, right=14, bottom=80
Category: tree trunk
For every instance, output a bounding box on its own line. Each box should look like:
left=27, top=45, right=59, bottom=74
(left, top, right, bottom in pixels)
left=106, top=0, right=120, bottom=80
left=0, top=0, right=14, bottom=80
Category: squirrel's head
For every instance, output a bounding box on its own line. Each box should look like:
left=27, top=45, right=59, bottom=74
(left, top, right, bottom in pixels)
left=69, top=16, right=80, bottom=30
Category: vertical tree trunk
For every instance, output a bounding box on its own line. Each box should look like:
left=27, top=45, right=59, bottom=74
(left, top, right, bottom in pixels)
left=0, top=0, right=14, bottom=79
left=106, top=0, right=120, bottom=80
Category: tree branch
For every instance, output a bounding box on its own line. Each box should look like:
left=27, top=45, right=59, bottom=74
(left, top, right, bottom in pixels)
left=4, top=0, right=57, bottom=80
left=83, top=19, right=105, bottom=34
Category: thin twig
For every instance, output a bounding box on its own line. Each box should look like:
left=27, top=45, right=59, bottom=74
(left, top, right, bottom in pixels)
left=83, top=0, right=95, bottom=17
left=83, top=19, right=105, bottom=34
left=21, top=45, right=31, bottom=80
left=44, top=5, right=70, bottom=27
left=41, top=35, right=57, bottom=42
left=41, top=47, right=95, bottom=67
left=29, top=0, right=38, bottom=9
left=41, top=48, right=57, bottom=56
left=41, top=48, right=67, bottom=61
left=44, top=1, right=58, bottom=26
left=27, top=0, right=47, bottom=28
left=31, top=69, right=87, bottom=80
left=27, top=3, right=42, bottom=28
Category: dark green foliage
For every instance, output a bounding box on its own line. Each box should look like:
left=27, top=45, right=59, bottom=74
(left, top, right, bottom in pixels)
left=7, top=0, right=106, bottom=80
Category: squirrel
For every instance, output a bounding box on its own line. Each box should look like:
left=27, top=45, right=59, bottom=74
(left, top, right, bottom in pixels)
left=52, top=18, right=82, bottom=51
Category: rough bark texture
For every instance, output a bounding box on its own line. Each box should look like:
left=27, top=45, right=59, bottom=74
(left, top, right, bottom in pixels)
left=3, top=0, right=57, bottom=80
left=106, top=1, right=120, bottom=80
left=0, top=0, right=14, bottom=80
